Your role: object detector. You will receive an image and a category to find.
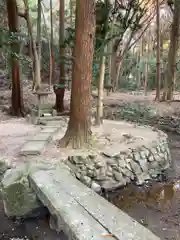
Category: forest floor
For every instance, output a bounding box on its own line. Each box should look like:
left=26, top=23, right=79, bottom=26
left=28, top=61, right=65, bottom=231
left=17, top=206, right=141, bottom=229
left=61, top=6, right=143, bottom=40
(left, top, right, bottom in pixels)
left=1, top=85, right=180, bottom=239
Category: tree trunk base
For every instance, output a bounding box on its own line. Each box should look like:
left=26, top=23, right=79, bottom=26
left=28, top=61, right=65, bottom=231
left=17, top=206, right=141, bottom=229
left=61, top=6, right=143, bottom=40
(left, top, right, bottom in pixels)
left=59, top=122, right=92, bottom=149
left=53, top=86, right=65, bottom=112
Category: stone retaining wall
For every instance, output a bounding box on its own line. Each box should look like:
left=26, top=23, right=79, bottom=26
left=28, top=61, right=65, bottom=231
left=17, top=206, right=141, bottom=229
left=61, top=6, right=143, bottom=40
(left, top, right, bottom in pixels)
left=67, top=130, right=171, bottom=192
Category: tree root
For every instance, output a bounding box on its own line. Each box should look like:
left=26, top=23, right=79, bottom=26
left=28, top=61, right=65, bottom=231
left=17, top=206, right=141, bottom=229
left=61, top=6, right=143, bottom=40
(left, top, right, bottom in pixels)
left=58, top=127, right=92, bottom=149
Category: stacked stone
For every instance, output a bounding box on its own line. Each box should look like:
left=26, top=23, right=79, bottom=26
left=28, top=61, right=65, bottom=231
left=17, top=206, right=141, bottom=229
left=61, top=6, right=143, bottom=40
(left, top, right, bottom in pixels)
left=68, top=130, right=171, bottom=192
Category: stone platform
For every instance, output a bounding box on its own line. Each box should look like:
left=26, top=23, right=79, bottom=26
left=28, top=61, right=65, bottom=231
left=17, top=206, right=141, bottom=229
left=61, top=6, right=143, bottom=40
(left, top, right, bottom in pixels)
left=67, top=120, right=171, bottom=191
left=29, top=166, right=160, bottom=240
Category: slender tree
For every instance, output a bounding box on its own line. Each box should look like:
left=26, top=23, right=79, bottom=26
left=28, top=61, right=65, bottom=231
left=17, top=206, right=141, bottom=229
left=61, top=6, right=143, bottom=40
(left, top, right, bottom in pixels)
left=155, top=0, right=161, bottom=101
left=54, top=0, right=66, bottom=112
left=96, top=0, right=110, bottom=125
left=49, top=0, right=54, bottom=87
left=163, top=0, right=180, bottom=100
left=7, top=0, right=24, bottom=116
left=37, top=0, right=41, bottom=60
left=59, top=0, right=96, bottom=148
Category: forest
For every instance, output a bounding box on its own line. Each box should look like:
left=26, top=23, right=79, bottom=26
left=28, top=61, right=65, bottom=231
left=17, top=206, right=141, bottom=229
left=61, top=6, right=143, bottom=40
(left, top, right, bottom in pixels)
left=0, top=0, right=178, bottom=149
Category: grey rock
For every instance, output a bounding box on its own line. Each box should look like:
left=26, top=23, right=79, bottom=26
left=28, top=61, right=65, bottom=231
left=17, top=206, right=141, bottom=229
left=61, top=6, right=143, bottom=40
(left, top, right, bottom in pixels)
left=150, top=161, right=160, bottom=169
left=150, top=148, right=157, bottom=156
left=107, top=166, right=112, bottom=172
left=118, top=158, right=127, bottom=168
left=149, top=169, right=161, bottom=178
left=107, top=171, right=113, bottom=177
left=121, top=167, right=133, bottom=178
left=126, top=163, right=133, bottom=171
left=133, top=152, right=141, bottom=162
left=79, top=165, right=87, bottom=171
left=1, top=166, right=41, bottom=217
left=125, top=158, right=132, bottom=164
left=87, top=169, right=96, bottom=178
left=125, top=177, right=131, bottom=183
left=148, top=155, right=155, bottom=162
left=106, top=158, right=117, bottom=167
left=130, top=161, right=142, bottom=175
left=113, top=171, right=124, bottom=182
left=101, top=179, right=124, bottom=191
left=91, top=181, right=101, bottom=193
left=79, top=170, right=87, bottom=177
left=139, top=150, right=148, bottom=159
left=75, top=172, right=81, bottom=180
left=102, top=146, right=120, bottom=158
left=95, top=167, right=107, bottom=180
left=136, top=172, right=150, bottom=185
left=69, top=156, right=84, bottom=164
left=87, top=164, right=95, bottom=170
left=95, top=160, right=105, bottom=168
left=111, top=165, right=119, bottom=172
left=81, top=176, right=92, bottom=187
left=138, top=158, right=148, bottom=172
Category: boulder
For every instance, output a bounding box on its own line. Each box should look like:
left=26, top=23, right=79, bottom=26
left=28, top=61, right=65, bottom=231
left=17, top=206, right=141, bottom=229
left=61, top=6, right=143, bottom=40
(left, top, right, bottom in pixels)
left=1, top=165, right=42, bottom=218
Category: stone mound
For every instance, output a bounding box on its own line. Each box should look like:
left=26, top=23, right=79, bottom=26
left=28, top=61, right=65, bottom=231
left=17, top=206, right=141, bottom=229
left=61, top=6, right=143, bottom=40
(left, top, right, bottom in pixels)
left=67, top=120, right=171, bottom=192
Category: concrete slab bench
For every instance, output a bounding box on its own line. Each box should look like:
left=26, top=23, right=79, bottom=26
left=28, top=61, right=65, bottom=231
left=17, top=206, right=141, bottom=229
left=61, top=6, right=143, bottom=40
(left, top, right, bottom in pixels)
left=29, top=167, right=160, bottom=240
left=29, top=170, right=115, bottom=240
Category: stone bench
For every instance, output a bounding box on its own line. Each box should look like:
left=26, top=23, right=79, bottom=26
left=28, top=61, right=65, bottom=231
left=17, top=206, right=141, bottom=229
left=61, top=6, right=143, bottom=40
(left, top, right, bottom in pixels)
left=29, top=167, right=160, bottom=240
left=29, top=169, right=115, bottom=240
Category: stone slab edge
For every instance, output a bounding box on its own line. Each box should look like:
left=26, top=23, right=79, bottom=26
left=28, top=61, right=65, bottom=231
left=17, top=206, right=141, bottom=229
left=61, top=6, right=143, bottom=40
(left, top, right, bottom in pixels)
left=29, top=171, right=115, bottom=240
left=19, top=127, right=60, bottom=156
left=29, top=168, right=161, bottom=240
left=19, top=141, right=47, bottom=156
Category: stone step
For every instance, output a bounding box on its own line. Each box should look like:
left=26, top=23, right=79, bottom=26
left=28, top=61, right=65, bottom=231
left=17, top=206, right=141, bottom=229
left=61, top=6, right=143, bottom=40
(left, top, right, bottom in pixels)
left=29, top=170, right=114, bottom=240
left=28, top=132, right=53, bottom=142
left=29, top=168, right=160, bottom=240
left=39, top=116, right=65, bottom=121
left=40, top=127, right=60, bottom=134
left=20, top=141, right=47, bottom=155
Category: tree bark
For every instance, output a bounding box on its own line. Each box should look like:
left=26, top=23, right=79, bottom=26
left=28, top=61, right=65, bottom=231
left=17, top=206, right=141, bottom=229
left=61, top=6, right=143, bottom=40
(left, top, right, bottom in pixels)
left=155, top=0, right=161, bottom=101
left=7, top=0, right=24, bottom=117
left=96, top=46, right=106, bottom=125
left=55, top=0, right=65, bottom=112
left=23, top=0, right=41, bottom=91
left=162, top=0, right=180, bottom=101
left=49, top=0, right=55, bottom=87
left=59, top=0, right=96, bottom=148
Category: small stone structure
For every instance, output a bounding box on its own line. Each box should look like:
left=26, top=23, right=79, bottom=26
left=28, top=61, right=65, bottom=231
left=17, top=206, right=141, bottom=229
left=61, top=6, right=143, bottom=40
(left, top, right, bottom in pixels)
left=67, top=120, right=171, bottom=192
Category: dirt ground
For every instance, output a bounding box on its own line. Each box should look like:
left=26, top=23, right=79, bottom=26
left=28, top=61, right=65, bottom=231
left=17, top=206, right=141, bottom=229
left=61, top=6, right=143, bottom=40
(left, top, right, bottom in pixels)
left=1, top=87, right=180, bottom=239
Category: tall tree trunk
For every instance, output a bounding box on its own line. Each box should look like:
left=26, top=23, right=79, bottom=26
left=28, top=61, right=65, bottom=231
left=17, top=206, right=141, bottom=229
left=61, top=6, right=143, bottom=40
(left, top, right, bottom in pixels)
left=96, top=0, right=109, bottom=125
left=155, top=0, right=161, bottom=101
left=50, top=0, right=54, bottom=87
left=163, top=0, right=180, bottom=101
left=23, top=0, right=41, bottom=91
left=59, top=0, right=96, bottom=148
left=144, top=59, right=148, bottom=96
left=7, top=0, right=24, bottom=116
left=37, top=0, right=41, bottom=62
left=107, top=41, right=112, bottom=86
left=96, top=46, right=106, bottom=125
left=55, top=0, right=65, bottom=112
